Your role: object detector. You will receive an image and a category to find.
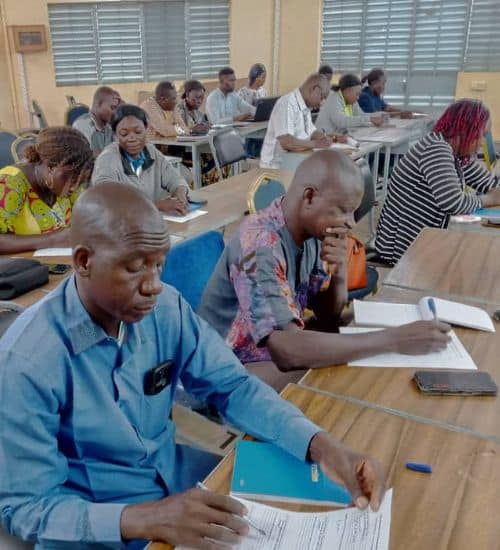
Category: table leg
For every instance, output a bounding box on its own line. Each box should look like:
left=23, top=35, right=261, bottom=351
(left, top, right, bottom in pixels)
left=381, top=145, right=391, bottom=197
left=192, top=144, right=202, bottom=189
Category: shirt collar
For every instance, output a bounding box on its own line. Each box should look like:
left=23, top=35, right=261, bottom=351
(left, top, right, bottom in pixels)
left=293, top=88, right=309, bottom=113
left=64, top=275, right=148, bottom=355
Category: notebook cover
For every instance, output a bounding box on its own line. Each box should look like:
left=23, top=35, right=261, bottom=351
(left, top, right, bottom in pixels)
left=230, top=440, right=352, bottom=506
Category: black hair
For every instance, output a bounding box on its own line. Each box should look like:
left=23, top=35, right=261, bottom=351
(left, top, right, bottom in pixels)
left=154, top=80, right=175, bottom=99
left=111, top=104, right=148, bottom=133
left=361, top=68, right=385, bottom=86
left=182, top=79, right=205, bottom=99
left=248, top=63, right=266, bottom=86
left=318, top=64, right=334, bottom=76
left=332, top=73, right=362, bottom=92
left=218, top=66, right=235, bottom=79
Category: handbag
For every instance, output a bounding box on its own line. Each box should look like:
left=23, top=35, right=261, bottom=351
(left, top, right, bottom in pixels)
left=347, top=235, right=368, bottom=290
left=0, top=257, right=49, bottom=300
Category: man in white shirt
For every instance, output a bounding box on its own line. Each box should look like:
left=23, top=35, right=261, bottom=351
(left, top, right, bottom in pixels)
left=260, top=74, right=333, bottom=169
left=206, top=67, right=256, bottom=124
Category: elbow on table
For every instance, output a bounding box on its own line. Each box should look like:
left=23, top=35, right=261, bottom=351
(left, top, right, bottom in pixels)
left=266, top=334, right=306, bottom=371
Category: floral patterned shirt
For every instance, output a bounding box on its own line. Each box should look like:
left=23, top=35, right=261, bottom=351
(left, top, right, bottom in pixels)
left=198, top=198, right=330, bottom=362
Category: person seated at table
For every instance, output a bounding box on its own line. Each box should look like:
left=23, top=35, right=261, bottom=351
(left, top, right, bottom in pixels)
left=376, top=99, right=500, bottom=265
left=259, top=73, right=341, bottom=169
left=92, top=104, right=189, bottom=216
left=316, top=73, right=385, bottom=135
left=0, top=182, right=387, bottom=550
left=206, top=66, right=256, bottom=124
left=140, top=80, right=188, bottom=140
left=73, top=86, right=121, bottom=155
left=238, top=63, right=268, bottom=106
left=318, top=63, right=334, bottom=85
left=359, top=69, right=412, bottom=119
left=176, top=79, right=227, bottom=186
left=198, top=150, right=451, bottom=389
left=0, top=127, right=93, bottom=254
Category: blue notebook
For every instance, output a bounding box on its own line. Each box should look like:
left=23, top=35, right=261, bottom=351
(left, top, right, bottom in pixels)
left=230, top=440, right=352, bottom=507
left=475, top=207, right=500, bottom=218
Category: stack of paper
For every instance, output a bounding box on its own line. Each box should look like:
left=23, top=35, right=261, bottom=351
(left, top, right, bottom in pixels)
left=33, top=247, right=72, bottom=257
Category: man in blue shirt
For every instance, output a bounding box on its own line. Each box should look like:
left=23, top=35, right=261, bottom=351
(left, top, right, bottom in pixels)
left=0, top=183, right=385, bottom=549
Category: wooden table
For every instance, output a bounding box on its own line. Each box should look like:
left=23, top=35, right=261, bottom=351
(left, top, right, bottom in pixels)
left=384, top=227, right=500, bottom=304
left=151, top=384, right=500, bottom=550
left=300, top=285, right=500, bottom=441
left=167, top=167, right=291, bottom=240
left=151, top=122, right=269, bottom=189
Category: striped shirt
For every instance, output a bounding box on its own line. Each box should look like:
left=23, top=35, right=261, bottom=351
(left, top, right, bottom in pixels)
left=376, top=132, right=498, bottom=265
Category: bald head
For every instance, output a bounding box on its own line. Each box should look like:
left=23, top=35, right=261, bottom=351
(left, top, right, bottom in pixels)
left=71, top=182, right=168, bottom=250
left=290, top=149, right=363, bottom=196
left=300, top=73, right=331, bottom=109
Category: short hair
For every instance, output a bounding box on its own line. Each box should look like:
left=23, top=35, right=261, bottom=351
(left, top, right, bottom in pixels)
left=318, top=64, right=333, bottom=76
left=248, top=63, right=266, bottom=86
left=361, top=68, right=385, bottom=85
left=111, top=104, right=148, bottom=133
left=182, top=79, right=205, bottom=99
left=24, top=127, right=93, bottom=182
left=434, top=99, right=490, bottom=157
left=218, top=66, right=235, bottom=79
left=154, top=80, right=175, bottom=99
left=333, top=73, right=362, bottom=92
left=92, top=86, right=118, bottom=107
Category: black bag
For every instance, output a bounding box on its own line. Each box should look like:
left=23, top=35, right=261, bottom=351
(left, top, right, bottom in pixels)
left=0, top=258, right=49, bottom=300
left=0, top=301, right=24, bottom=337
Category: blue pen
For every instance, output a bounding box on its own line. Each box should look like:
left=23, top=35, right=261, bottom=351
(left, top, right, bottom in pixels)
left=427, top=298, right=437, bottom=320
left=406, top=462, right=432, bottom=474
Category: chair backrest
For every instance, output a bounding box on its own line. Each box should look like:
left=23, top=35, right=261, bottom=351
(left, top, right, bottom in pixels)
left=65, top=104, right=90, bottom=126
left=31, top=100, right=48, bottom=129
left=209, top=128, right=247, bottom=180
left=11, top=133, right=37, bottom=163
left=483, top=130, right=497, bottom=170
left=160, top=230, right=225, bottom=311
left=65, top=95, right=77, bottom=106
left=354, top=158, right=375, bottom=223
left=0, top=131, right=17, bottom=168
left=247, top=173, right=286, bottom=214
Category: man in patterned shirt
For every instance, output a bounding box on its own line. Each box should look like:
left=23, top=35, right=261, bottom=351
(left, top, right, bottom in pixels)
left=198, top=150, right=452, bottom=389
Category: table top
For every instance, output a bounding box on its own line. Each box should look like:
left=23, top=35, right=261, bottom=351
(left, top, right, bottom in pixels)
left=167, top=167, right=292, bottom=240
left=150, top=122, right=269, bottom=148
left=300, top=285, right=500, bottom=441
left=348, top=125, right=414, bottom=146
left=384, top=227, right=500, bottom=304
left=151, top=383, right=500, bottom=550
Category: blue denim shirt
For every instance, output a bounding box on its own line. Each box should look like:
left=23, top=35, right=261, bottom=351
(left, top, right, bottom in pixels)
left=358, top=87, right=388, bottom=113
left=0, top=276, right=319, bottom=549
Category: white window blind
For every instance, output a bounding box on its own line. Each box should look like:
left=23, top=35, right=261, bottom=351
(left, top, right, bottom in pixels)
left=187, top=0, right=230, bottom=78
left=48, top=1, right=229, bottom=86
left=464, top=0, right=500, bottom=70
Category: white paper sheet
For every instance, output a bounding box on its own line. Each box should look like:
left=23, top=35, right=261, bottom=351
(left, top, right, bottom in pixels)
left=162, top=210, right=207, bottom=223
left=178, top=489, right=392, bottom=550
left=340, top=327, right=477, bottom=370
left=33, top=247, right=72, bottom=257
left=353, top=300, right=422, bottom=327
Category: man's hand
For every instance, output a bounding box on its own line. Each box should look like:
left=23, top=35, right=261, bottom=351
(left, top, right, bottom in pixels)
left=370, top=113, right=385, bottom=126
left=400, top=111, right=413, bottom=119
left=482, top=187, right=500, bottom=207
left=173, top=187, right=188, bottom=205
left=234, top=112, right=253, bottom=122
left=157, top=197, right=188, bottom=216
left=191, top=123, right=210, bottom=134
left=335, top=134, right=349, bottom=144
left=309, top=432, right=386, bottom=511
left=312, top=134, right=333, bottom=149
left=320, top=226, right=349, bottom=277
left=121, top=488, right=250, bottom=549
left=387, top=320, right=452, bottom=355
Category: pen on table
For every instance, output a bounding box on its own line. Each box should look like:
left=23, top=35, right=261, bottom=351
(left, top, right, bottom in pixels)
left=196, top=482, right=267, bottom=536
left=406, top=462, right=432, bottom=474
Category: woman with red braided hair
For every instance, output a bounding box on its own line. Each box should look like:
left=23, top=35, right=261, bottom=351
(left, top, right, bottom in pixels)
left=0, top=127, right=93, bottom=254
left=376, top=99, right=500, bottom=264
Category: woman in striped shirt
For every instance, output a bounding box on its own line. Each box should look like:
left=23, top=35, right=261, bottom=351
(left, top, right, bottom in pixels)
left=376, top=99, right=500, bottom=265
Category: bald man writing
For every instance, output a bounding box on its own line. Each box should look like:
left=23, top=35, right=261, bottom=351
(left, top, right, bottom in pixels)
left=199, top=150, right=451, bottom=388
left=0, top=182, right=386, bottom=549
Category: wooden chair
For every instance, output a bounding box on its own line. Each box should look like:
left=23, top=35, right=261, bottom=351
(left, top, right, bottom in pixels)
left=11, top=133, right=37, bottom=162
left=64, top=103, right=89, bottom=126
left=247, top=172, right=286, bottom=214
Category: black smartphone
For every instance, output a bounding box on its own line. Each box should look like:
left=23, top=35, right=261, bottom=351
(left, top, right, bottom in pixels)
left=414, top=370, right=498, bottom=396
left=48, top=264, right=71, bottom=275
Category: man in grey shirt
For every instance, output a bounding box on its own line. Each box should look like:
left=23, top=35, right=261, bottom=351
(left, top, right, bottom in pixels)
left=73, top=86, right=121, bottom=155
left=205, top=67, right=256, bottom=124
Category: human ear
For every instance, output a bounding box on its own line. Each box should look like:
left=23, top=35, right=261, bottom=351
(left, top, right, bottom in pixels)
left=303, top=187, right=315, bottom=205
left=73, top=245, right=93, bottom=278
